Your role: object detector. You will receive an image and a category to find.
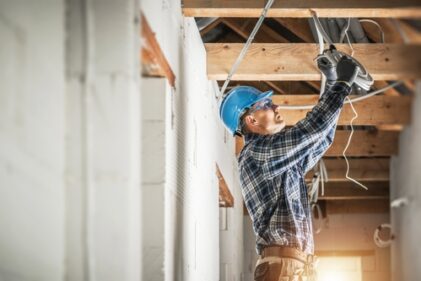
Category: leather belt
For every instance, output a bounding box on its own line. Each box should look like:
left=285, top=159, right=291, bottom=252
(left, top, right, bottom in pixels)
left=260, top=246, right=308, bottom=264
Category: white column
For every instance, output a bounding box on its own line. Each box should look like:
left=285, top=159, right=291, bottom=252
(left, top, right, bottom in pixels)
left=65, top=0, right=141, bottom=280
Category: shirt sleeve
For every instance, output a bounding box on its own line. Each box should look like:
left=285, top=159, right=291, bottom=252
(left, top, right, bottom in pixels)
left=261, top=82, right=351, bottom=177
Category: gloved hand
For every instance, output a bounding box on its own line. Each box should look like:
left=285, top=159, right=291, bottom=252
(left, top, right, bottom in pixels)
left=336, top=56, right=360, bottom=87
left=315, top=55, right=337, bottom=82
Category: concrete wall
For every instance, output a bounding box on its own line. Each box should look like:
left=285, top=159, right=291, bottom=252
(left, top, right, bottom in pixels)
left=0, top=1, right=65, bottom=280
left=140, top=1, right=244, bottom=281
left=141, top=78, right=166, bottom=281
left=0, top=0, right=142, bottom=280
left=391, top=82, right=421, bottom=281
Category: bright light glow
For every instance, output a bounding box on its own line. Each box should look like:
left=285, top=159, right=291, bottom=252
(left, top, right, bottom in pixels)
left=317, top=257, right=362, bottom=281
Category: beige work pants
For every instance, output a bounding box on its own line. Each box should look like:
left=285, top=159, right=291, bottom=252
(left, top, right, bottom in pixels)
left=254, top=256, right=317, bottom=281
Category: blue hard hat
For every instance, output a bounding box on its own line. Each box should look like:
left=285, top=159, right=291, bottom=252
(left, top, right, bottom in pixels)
left=219, top=86, right=273, bottom=135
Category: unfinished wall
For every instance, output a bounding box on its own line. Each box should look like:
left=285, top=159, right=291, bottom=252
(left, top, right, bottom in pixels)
left=0, top=0, right=142, bottom=280
left=0, top=1, right=65, bottom=279
left=65, top=0, right=141, bottom=280
left=391, top=82, right=421, bottom=281
left=141, top=78, right=166, bottom=281
left=141, top=1, right=244, bottom=280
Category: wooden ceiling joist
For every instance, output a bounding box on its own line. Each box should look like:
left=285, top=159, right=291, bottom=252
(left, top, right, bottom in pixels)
left=216, top=164, right=234, bottom=207
left=305, top=158, right=389, bottom=182
left=325, top=200, right=390, bottom=214
left=141, top=13, right=176, bottom=87
left=272, top=95, right=411, bottom=126
left=206, top=43, right=421, bottom=81
left=318, top=182, right=389, bottom=200
left=221, top=18, right=289, bottom=43
left=183, top=0, right=421, bottom=18
left=235, top=130, right=398, bottom=157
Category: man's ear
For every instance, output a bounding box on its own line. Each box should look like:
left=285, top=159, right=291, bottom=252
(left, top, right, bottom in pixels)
left=245, top=115, right=257, bottom=127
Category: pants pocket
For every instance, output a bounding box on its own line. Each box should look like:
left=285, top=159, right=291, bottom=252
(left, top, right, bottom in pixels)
left=254, top=262, right=269, bottom=281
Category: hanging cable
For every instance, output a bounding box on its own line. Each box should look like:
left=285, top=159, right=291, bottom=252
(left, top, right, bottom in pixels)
left=219, top=0, right=275, bottom=97
left=311, top=11, right=372, bottom=191
left=342, top=97, right=369, bottom=190
left=359, top=19, right=385, bottom=43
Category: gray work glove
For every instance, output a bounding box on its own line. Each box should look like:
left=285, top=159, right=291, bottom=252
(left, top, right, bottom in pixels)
left=316, top=55, right=337, bottom=82
left=337, top=56, right=360, bottom=87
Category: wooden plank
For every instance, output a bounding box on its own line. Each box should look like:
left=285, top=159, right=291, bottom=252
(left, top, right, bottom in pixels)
left=236, top=130, right=398, bottom=157
left=200, top=18, right=222, bottom=36
left=222, top=18, right=289, bottom=43
left=273, top=18, right=314, bottom=43
left=325, top=200, right=390, bottom=214
left=305, top=158, right=389, bottom=182
left=183, top=0, right=421, bottom=18
left=206, top=43, right=421, bottom=81
left=141, top=13, right=175, bottom=87
left=318, top=182, right=389, bottom=200
left=216, top=164, right=234, bottom=207
left=272, top=95, right=411, bottom=126
left=326, top=131, right=398, bottom=157
left=220, top=20, right=316, bottom=93
left=315, top=250, right=376, bottom=257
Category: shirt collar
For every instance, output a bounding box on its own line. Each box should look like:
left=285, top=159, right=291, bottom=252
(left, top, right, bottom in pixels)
left=243, top=132, right=264, bottom=143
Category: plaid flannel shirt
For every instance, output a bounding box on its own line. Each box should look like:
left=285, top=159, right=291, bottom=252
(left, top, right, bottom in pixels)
left=238, top=83, right=351, bottom=254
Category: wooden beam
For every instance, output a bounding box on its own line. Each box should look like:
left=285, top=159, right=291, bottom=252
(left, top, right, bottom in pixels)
left=200, top=18, right=222, bottom=36
left=273, top=18, right=314, bottom=43
left=305, top=158, right=389, bottom=182
left=324, top=200, right=390, bottom=214
left=206, top=43, right=421, bottom=81
left=326, top=131, right=398, bottom=157
left=141, top=13, right=175, bottom=87
left=236, top=130, right=399, bottom=157
left=318, top=182, right=389, bottom=200
left=220, top=20, right=316, bottom=93
left=183, top=0, right=421, bottom=18
left=272, top=95, right=411, bottom=126
left=245, top=199, right=390, bottom=216
left=221, top=18, right=289, bottom=43
left=315, top=250, right=376, bottom=257
left=216, top=164, right=234, bottom=207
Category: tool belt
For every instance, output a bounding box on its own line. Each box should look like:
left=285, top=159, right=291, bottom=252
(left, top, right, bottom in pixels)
left=258, top=246, right=318, bottom=280
left=261, top=246, right=309, bottom=263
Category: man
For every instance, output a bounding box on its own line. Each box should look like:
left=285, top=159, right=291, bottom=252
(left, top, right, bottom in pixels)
left=219, top=56, right=360, bottom=280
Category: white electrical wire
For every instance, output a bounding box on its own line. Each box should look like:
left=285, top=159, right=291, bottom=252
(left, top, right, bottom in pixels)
left=359, top=19, right=385, bottom=43
left=219, top=0, right=275, bottom=97
left=311, top=12, right=371, bottom=191
left=342, top=97, right=369, bottom=190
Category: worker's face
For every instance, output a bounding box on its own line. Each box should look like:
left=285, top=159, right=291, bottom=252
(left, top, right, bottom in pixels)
left=245, top=98, right=286, bottom=135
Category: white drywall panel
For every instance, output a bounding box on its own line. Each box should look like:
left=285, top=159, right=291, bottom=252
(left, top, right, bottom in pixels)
left=141, top=78, right=166, bottom=281
left=390, top=81, right=421, bottom=281
left=65, top=0, right=141, bottom=280
left=0, top=1, right=65, bottom=280
left=140, top=1, right=244, bottom=280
